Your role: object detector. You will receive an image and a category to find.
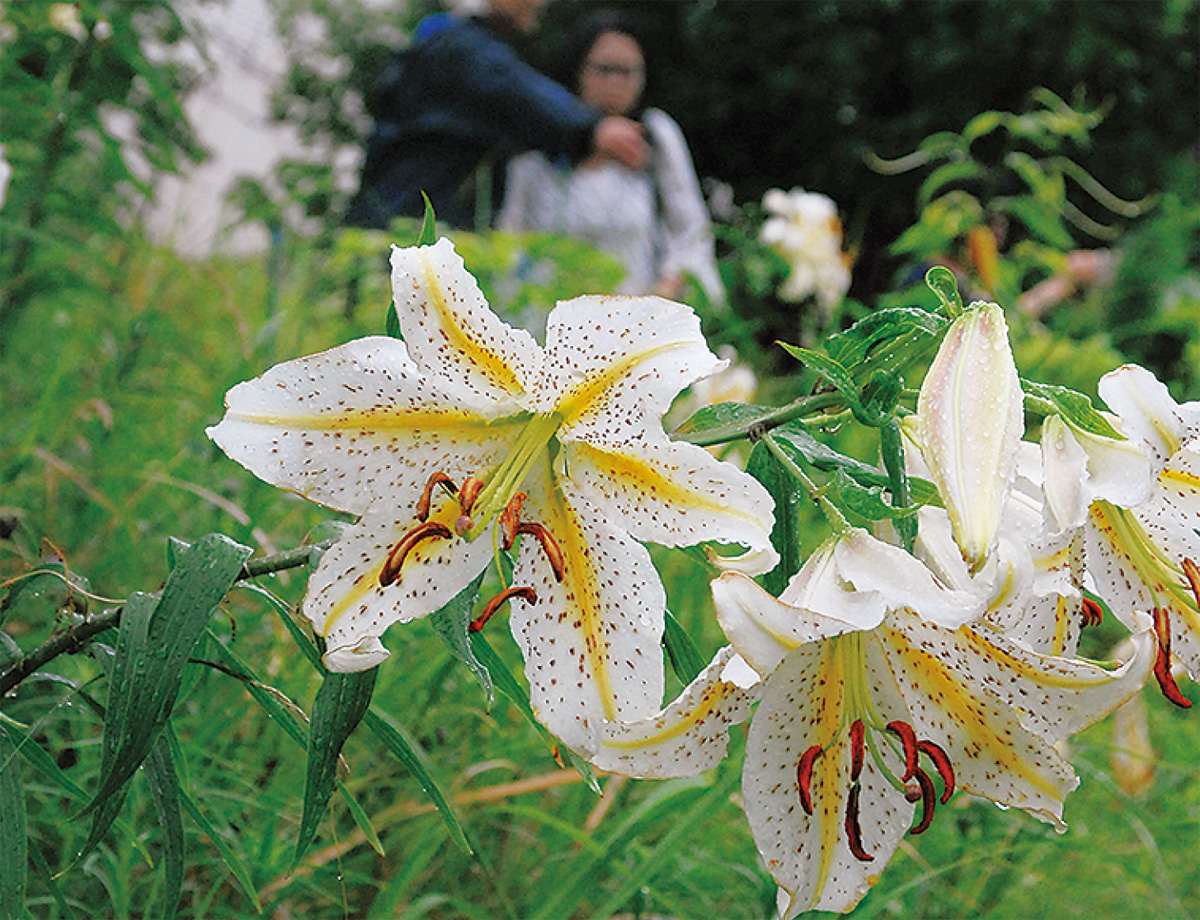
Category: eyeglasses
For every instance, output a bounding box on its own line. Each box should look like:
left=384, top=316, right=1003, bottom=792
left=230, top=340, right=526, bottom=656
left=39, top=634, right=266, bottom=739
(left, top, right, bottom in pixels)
left=583, top=60, right=643, bottom=80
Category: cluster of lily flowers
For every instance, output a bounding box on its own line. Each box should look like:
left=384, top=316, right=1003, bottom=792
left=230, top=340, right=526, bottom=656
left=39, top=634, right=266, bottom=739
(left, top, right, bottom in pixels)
left=759, top=187, right=853, bottom=315
left=209, top=239, right=1198, bottom=916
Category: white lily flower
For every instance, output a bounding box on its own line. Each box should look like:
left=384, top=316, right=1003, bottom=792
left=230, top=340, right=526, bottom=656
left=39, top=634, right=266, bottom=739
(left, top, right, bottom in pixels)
left=209, top=238, right=776, bottom=756
left=760, top=188, right=852, bottom=311
left=711, top=559, right=1155, bottom=916
left=1076, top=364, right=1200, bottom=707
left=915, top=301, right=1023, bottom=573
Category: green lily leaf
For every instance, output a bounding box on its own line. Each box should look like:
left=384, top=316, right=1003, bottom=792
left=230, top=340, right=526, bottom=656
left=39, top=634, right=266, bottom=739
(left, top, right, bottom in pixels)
left=925, top=266, right=964, bottom=317
left=1023, top=379, right=1125, bottom=439
left=662, top=610, right=705, bottom=687
left=825, top=306, right=946, bottom=378
left=671, top=401, right=775, bottom=446
left=746, top=440, right=806, bottom=596
left=84, top=534, right=251, bottom=833
left=294, top=667, right=379, bottom=867
left=428, top=572, right=492, bottom=703
left=142, top=737, right=185, bottom=920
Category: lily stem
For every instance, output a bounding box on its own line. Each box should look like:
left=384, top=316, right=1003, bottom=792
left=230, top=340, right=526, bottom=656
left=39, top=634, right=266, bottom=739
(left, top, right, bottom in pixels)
left=0, top=541, right=329, bottom=698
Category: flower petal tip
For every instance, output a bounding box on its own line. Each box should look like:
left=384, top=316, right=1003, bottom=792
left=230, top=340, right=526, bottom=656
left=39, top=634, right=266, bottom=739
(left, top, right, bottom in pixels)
left=323, top=636, right=390, bottom=672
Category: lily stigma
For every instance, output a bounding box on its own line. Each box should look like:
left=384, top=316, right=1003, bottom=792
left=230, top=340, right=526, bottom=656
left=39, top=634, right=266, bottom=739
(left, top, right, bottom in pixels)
left=208, top=238, right=777, bottom=757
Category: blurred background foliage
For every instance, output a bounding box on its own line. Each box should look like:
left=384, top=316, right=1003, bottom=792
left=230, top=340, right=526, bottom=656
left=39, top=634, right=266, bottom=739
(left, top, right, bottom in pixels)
left=1, top=1, right=1198, bottom=918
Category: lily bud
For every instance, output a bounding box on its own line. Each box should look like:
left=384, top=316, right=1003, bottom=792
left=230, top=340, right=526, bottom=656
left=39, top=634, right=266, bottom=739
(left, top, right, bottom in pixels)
left=917, top=302, right=1023, bottom=573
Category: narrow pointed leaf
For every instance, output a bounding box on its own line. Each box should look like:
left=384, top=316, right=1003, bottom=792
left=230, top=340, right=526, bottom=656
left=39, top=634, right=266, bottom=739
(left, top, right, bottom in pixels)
left=362, top=708, right=473, bottom=855
left=143, top=737, right=184, bottom=920
left=0, top=730, right=27, bottom=920
left=295, top=667, right=379, bottom=866
left=87, top=535, right=251, bottom=813
left=417, top=193, right=438, bottom=246
left=427, top=573, right=492, bottom=702
left=1023, top=379, right=1125, bottom=440
left=0, top=715, right=88, bottom=802
left=178, top=786, right=262, bottom=913
left=202, top=629, right=389, bottom=855
left=777, top=345, right=864, bottom=416
left=671, top=401, right=775, bottom=444
left=925, top=265, right=963, bottom=316
left=662, top=610, right=705, bottom=686
left=747, top=440, right=805, bottom=596
left=825, top=307, right=946, bottom=375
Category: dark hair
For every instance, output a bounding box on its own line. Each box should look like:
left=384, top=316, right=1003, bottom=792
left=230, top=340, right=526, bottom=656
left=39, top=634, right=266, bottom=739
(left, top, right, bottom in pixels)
left=560, top=8, right=651, bottom=112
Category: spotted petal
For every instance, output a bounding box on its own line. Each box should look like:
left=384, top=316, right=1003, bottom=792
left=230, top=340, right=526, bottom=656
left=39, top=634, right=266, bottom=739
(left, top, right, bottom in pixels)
left=591, top=647, right=759, bottom=778
left=869, top=611, right=1155, bottom=828
left=390, top=238, right=543, bottom=413
left=561, top=426, right=777, bottom=570
left=1098, top=363, right=1199, bottom=468
left=508, top=464, right=668, bottom=756
left=542, top=294, right=724, bottom=430
left=307, top=506, right=494, bottom=671
left=208, top=336, right=519, bottom=517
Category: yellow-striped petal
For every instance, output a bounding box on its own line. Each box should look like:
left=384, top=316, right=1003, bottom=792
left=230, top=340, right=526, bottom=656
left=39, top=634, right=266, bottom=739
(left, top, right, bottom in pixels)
left=208, top=336, right=519, bottom=516
left=591, top=647, right=759, bottom=778
left=390, top=238, right=542, bottom=413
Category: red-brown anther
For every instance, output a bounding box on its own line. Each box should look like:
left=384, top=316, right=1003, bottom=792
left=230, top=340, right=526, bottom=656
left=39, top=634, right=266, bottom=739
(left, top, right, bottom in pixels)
left=379, top=521, right=452, bottom=586
left=458, top=476, right=484, bottom=516
left=415, top=472, right=457, bottom=521
left=516, top=521, right=566, bottom=582
left=1080, top=596, right=1104, bottom=627
left=796, top=744, right=823, bottom=816
left=1152, top=607, right=1192, bottom=709
left=916, top=739, right=956, bottom=803
left=909, top=767, right=937, bottom=835
left=469, top=585, right=537, bottom=633
left=844, top=783, right=873, bottom=862
left=1183, top=558, right=1200, bottom=610
left=499, top=492, right=528, bottom=550
left=849, top=719, right=866, bottom=781
left=886, top=720, right=919, bottom=781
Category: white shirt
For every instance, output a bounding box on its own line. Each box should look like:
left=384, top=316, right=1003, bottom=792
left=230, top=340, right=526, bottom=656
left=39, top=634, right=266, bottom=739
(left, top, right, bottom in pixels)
left=499, top=108, right=725, bottom=305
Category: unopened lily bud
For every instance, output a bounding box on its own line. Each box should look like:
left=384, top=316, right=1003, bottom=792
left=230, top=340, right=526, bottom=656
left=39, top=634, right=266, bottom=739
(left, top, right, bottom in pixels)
left=916, top=301, right=1023, bottom=573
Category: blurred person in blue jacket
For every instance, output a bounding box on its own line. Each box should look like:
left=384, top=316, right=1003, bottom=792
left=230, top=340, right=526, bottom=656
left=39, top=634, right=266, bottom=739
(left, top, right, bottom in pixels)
left=346, top=0, right=648, bottom=230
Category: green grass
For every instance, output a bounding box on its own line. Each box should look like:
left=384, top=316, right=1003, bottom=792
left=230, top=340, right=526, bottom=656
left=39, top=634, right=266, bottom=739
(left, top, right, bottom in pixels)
left=2, top=232, right=1197, bottom=919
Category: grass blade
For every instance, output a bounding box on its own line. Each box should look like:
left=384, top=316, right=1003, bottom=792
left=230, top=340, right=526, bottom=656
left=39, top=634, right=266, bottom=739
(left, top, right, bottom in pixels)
left=0, top=713, right=89, bottom=802
left=142, top=736, right=185, bottom=920
left=361, top=707, right=474, bottom=856
left=294, top=668, right=379, bottom=867
left=177, top=783, right=262, bottom=914
left=0, top=729, right=27, bottom=920
left=662, top=610, right=705, bottom=686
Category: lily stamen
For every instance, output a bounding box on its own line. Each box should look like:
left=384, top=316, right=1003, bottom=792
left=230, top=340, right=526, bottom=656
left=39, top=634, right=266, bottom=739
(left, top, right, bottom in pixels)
left=916, top=739, right=956, bottom=803
left=415, top=471, right=458, bottom=521
left=515, top=521, right=567, bottom=582
left=849, top=719, right=866, bottom=780
left=796, top=744, right=823, bottom=816
left=380, top=521, right=452, bottom=586
left=499, top=492, right=528, bottom=550
left=885, top=720, right=919, bottom=781
left=1151, top=606, right=1192, bottom=709
left=909, top=767, right=937, bottom=835
left=844, top=784, right=873, bottom=862
left=1080, top=596, right=1105, bottom=627
left=469, top=585, right=537, bottom=633
left=1183, top=558, right=1200, bottom=610
left=455, top=476, right=485, bottom=536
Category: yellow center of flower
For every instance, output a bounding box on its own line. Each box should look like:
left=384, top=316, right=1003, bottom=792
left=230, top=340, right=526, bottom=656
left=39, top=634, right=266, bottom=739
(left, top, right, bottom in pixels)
left=466, top=410, right=563, bottom=541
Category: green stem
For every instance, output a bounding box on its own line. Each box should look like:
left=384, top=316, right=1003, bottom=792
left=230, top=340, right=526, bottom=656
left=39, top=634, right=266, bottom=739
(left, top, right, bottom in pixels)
left=679, top=391, right=846, bottom=447
left=0, top=541, right=328, bottom=697
left=759, top=431, right=849, bottom=534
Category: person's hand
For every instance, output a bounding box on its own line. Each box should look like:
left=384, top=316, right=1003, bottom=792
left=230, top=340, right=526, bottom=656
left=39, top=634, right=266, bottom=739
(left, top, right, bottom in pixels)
left=593, top=116, right=648, bottom=171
